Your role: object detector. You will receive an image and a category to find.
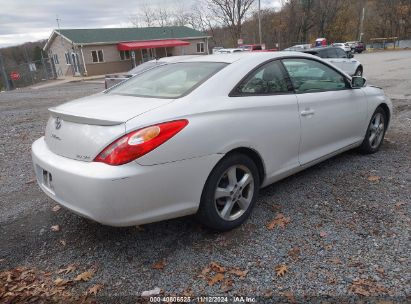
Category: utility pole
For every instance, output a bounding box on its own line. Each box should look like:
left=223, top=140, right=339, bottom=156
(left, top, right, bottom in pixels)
left=23, top=47, right=35, bottom=85
left=0, top=52, right=11, bottom=91
left=258, top=0, right=262, bottom=45
left=56, top=15, right=61, bottom=30
left=358, top=6, right=365, bottom=41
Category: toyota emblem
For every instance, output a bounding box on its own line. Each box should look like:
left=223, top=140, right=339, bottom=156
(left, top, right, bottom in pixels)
left=55, top=117, right=62, bottom=130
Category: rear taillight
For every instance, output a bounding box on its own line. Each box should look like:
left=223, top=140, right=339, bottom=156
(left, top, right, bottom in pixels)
left=94, top=120, right=188, bottom=166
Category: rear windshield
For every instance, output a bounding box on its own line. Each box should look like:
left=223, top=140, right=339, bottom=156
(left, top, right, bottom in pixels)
left=128, top=61, right=165, bottom=74
left=108, top=62, right=227, bottom=98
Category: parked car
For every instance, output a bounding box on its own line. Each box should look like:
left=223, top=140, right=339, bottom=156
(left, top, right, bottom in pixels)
left=332, top=42, right=352, bottom=53
left=239, top=44, right=263, bottom=51
left=104, top=55, right=200, bottom=89
left=216, top=48, right=244, bottom=54
left=283, top=44, right=311, bottom=51
left=302, top=46, right=363, bottom=76
left=212, top=47, right=224, bottom=54
left=353, top=41, right=366, bottom=53
left=32, top=52, right=391, bottom=231
left=346, top=41, right=357, bottom=50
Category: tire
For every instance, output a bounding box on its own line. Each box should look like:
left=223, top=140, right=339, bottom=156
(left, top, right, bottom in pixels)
left=196, top=153, right=260, bottom=231
left=354, top=67, right=363, bottom=76
left=359, top=107, right=387, bottom=154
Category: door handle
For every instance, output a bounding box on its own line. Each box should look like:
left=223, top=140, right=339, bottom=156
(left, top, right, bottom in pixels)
left=301, top=109, right=315, bottom=116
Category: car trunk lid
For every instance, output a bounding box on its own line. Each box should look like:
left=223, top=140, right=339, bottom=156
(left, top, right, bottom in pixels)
left=45, top=93, right=172, bottom=161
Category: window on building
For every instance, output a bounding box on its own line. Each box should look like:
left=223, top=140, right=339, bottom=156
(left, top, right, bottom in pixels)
left=196, top=42, right=205, bottom=53
left=91, top=50, right=104, bottom=63
left=119, top=50, right=130, bottom=60
left=65, top=53, right=71, bottom=65
left=52, top=54, right=59, bottom=64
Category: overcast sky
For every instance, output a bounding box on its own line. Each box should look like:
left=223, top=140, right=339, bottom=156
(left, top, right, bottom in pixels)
left=0, top=0, right=281, bottom=48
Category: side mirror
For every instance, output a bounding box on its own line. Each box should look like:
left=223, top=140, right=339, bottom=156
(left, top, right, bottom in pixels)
left=351, top=76, right=366, bottom=88
left=348, top=53, right=354, bottom=58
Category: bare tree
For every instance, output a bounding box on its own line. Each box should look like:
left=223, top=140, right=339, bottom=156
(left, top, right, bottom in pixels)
left=208, top=0, right=256, bottom=44
left=129, top=3, right=156, bottom=27
left=172, top=4, right=192, bottom=26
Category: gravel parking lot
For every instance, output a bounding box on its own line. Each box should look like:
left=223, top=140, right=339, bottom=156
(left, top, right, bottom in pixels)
left=1, top=50, right=410, bottom=302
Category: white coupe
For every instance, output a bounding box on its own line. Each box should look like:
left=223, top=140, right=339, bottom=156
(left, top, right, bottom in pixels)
left=32, top=52, right=392, bottom=231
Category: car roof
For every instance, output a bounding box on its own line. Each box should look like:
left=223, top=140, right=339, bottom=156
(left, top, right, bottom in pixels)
left=304, top=46, right=338, bottom=51
left=168, top=51, right=316, bottom=64
left=156, top=55, right=201, bottom=63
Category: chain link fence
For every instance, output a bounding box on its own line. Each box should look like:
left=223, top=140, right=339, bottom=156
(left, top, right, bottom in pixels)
left=0, top=57, right=57, bottom=91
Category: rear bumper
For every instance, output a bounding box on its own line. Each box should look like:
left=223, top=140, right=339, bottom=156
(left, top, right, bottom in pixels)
left=32, top=137, right=221, bottom=226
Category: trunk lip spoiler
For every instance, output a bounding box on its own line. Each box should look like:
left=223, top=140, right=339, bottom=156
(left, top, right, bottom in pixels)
left=48, top=108, right=123, bottom=126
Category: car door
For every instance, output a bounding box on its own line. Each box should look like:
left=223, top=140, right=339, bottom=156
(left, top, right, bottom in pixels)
left=335, top=48, right=356, bottom=75
left=326, top=48, right=347, bottom=71
left=230, top=60, right=301, bottom=178
left=281, top=58, right=368, bottom=165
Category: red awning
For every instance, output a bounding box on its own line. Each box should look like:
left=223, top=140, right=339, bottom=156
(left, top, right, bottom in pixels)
left=117, top=39, right=190, bottom=51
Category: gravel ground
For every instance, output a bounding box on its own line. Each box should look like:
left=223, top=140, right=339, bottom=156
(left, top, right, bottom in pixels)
left=0, top=51, right=410, bottom=303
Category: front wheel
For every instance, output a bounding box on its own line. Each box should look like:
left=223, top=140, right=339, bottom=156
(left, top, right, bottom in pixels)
left=359, top=107, right=387, bottom=154
left=196, top=153, right=260, bottom=231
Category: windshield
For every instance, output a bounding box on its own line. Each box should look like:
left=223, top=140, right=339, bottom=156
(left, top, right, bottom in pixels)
left=108, top=62, right=227, bottom=98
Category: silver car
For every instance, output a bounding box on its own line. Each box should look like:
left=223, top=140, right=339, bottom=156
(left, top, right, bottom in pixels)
left=32, top=52, right=391, bottom=231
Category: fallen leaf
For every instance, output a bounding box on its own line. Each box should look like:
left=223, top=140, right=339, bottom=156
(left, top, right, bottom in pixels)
left=281, top=291, right=296, bottom=304
left=52, top=205, right=61, bottom=212
left=376, top=267, right=385, bottom=276
left=263, top=290, right=273, bottom=298
left=221, top=278, right=233, bottom=292
left=200, top=266, right=211, bottom=277
left=275, top=264, right=288, bottom=277
left=57, top=264, right=77, bottom=275
left=208, top=273, right=224, bottom=286
left=394, top=202, right=405, bottom=208
left=51, top=225, right=60, bottom=232
left=74, top=270, right=94, bottom=282
left=54, top=277, right=69, bottom=287
left=367, top=175, right=381, bottom=182
left=182, top=288, right=194, bottom=297
left=266, top=213, right=291, bottom=230
left=210, top=262, right=225, bottom=273
left=325, top=244, right=333, bottom=250
left=141, top=287, right=161, bottom=297
left=228, top=268, right=248, bottom=278
left=88, top=284, right=103, bottom=295
left=152, top=260, right=167, bottom=270
left=271, top=204, right=282, bottom=212
left=328, top=258, right=342, bottom=265
left=349, top=278, right=387, bottom=296
left=59, top=239, right=67, bottom=246
left=25, top=179, right=36, bottom=184
left=319, top=231, right=327, bottom=238
left=288, top=247, right=300, bottom=260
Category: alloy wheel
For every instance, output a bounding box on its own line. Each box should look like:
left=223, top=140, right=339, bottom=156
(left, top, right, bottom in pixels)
left=214, top=165, right=254, bottom=221
left=368, top=112, right=385, bottom=149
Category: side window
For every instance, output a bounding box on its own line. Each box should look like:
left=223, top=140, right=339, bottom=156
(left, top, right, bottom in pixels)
left=282, top=58, right=348, bottom=93
left=335, top=48, right=347, bottom=58
left=317, top=50, right=327, bottom=58
left=234, top=60, right=290, bottom=95
left=326, top=48, right=338, bottom=58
